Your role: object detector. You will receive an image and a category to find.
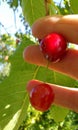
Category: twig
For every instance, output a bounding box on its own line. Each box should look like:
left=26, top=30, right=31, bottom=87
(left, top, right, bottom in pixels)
left=44, top=0, right=49, bottom=16
left=0, top=22, right=10, bottom=35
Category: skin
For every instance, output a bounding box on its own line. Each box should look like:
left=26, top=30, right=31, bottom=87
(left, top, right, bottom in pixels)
left=23, top=15, right=78, bottom=113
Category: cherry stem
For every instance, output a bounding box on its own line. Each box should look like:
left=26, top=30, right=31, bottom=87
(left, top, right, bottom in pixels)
left=44, top=0, right=49, bottom=16
left=44, top=61, right=50, bottom=83
left=46, top=60, right=50, bottom=69
left=33, top=66, right=40, bottom=79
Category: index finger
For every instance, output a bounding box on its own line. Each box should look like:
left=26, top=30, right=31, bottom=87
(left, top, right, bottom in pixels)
left=32, top=15, right=78, bottom=44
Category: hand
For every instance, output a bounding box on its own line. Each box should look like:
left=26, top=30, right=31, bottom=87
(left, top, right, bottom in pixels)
left=23, top=15, right=78, bottom=113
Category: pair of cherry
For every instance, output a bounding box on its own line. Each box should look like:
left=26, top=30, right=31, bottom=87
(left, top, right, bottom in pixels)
left=26, top=33, right=68, bottom=112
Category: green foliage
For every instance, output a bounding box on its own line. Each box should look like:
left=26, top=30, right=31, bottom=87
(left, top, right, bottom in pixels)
left=50, top=105, right=68, bottom=122
left=70, top=0, right=78, bottom=13
left=0, top=34, right=16, bottom=82
left=48, top=2, right=60, bottom=15
left=22, top=0, right=60, bottom=26
left=0, top=36, right=31, bottom=130
left=56, top=0, right=73, bottom=15
left=22, top=0, right=46, bottom=26
left=19, top=106, right=78, bottom=130
left=6, top=0, right=22, bottom=8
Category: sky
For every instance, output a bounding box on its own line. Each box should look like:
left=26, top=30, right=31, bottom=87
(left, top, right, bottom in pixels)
left=0, top=1, right=25, bottom=36
left=0, top=0, right=61, bottom=36
left=0, top=1, right=25, bottom=71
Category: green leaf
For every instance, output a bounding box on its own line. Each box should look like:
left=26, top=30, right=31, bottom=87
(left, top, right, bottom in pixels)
left=35, top=62, right=76, bottom=123
left=22, top=0, right=60, bottom=26
left=12, top=0, right=18, bottom=7
left=28, top=59, right=76, bottom=123
left=22, top=0, right=46, bottom=26
left=47, top=69, right=76, bottom=122
left=50, top=105, right=69, bottom=122
left=48, top=2, right=60, bottom=15
left=0, top=36, right=36, bottom=130
left=52, top=71, right=75, bottom=87
left=70, top=0, right=78, bottom=13
left=8, top=0, right=18, bottom=8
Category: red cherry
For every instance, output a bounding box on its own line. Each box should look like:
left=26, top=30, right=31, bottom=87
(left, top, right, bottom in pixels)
left=29, top=83, right=54, bottom=112
left=39, top=33, right=67, bottom=62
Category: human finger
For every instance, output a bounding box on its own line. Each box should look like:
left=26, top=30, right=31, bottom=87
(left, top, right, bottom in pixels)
left=23, top=45, right=78, bottom=80
left=27, top=79, right=78, bottom=113
left=32, top=15, right=78, bottom=44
